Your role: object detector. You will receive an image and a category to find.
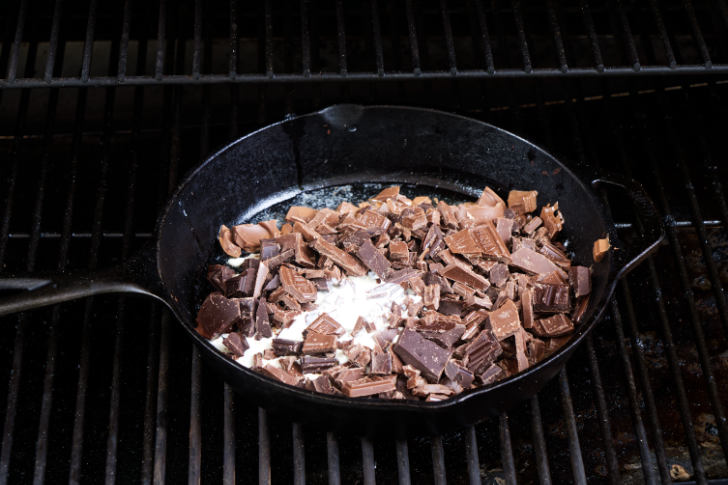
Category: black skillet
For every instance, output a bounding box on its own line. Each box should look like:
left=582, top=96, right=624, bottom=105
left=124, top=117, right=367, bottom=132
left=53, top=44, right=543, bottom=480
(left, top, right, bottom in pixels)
left=0, top=105, right=663, bottom=436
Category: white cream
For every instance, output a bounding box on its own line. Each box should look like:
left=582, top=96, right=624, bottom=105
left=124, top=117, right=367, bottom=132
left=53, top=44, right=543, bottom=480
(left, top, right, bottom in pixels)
left=227, top=253, right=260, bottom=267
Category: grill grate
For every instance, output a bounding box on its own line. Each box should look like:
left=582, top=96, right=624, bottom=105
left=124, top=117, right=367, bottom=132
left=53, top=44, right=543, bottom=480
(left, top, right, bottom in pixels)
left=1, top=1, right=728, bottom=484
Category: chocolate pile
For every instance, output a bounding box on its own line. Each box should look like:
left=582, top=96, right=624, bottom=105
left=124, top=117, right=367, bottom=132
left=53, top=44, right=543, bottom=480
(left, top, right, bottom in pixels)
left=196, top=186, right=593, bottom=401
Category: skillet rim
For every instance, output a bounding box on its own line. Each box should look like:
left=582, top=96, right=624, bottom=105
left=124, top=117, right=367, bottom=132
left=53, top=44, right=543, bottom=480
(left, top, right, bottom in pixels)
left=155, top=104, right=615, bottom=412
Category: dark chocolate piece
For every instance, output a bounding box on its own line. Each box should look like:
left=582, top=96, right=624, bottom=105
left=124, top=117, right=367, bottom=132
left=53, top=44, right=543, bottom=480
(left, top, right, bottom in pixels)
left=489, top=263, right=510, bottom=288
left=279, top=265, right=317, bottom=303
left=464, top=329, right=502, bottom=374
left=393, top=329, right=452, bottom=382
left=261, top=363, right=300, bottom=386
left=444, top=229, right=482, bottom=255
left=301, top=332, right=337, bottom=354
left=310, top=237, right=368, bottom=276
left=263, top=248, right=295, bottom=270
left=572, top=295, right=589, bottom=323
left=357, top=239, right=392, bottom=278
left=346, top=345, right=371, bottom=367
left=207, top=264, right=236, bottom=292
left=225, top=267, right=257, bottom=297
left=306, top=313, right=345, bottom=335
left=341, top=376, right=397, bottom=397
left=538, top=240, right=571, bottom=269
left=444, top=360, right=475, bottom=388
left=222, top=332, right=249, bottom=357
left=272, top=338, right=302, bottom=356
left=569, top=266, right=592, bottom=298
left=312, top=375, right=336, bottom=394
left=532, top=283, right=571, bottom=313
left=374, top=328, right=399, bottom=350
left=478, top=363, right=504, bottom=385
left=419, top=323, right=466, bottom=349
left=299, top=356, right=338, bottom=373
left=260, top=239, right=280, bottom=260
left=522, top=288, right=534, bottom=329
left=532, top=314, right=575, bottom=337
left=254, top=298, right=272, bottom=339
left=196, top=292, right=242, bottom=339
left=471, top=221, right=510, bottom=260
left=370, top=351, right=393, bottom=375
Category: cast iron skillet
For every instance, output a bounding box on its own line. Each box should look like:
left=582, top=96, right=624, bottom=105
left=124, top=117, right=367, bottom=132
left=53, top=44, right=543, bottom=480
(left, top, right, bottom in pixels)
left=0, top=105, right=663, bottom=436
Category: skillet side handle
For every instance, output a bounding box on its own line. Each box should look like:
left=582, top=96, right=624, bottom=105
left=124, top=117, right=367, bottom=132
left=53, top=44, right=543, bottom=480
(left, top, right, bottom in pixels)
left=591, top=177, right=666, bottom=282
left=0, top=245, right=166, bottom=318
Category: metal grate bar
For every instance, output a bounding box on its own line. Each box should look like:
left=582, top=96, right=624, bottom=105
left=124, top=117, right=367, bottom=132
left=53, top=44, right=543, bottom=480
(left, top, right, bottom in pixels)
left=683, top=0, right=713, bottom=67
left=558, top=370, right=587, bottom=484
left=649, top=0, right=678, bottom=67
left=395, top=439, right=411, bottom=485
left=300, top=0, right=311, bottom=76
left=463, top=426, right=481, bottom=485
left=141, top=307, right=160, bottom=485
left=431, top=436, right=447, bottom=485
left=5, top=0, right=27, bottom=82
left=155, top=0, right=167, bottom=79
left=188, top=351, right=201, bottom=485
left=499, top=413, right=517, bottom=484
left=614, top=0, right=640, bottom=70
left=229, top=0, right=238, bottom=77
left=118, top=0, right=132, bottom=79
left=44, top=0, right=63, bottom=81
left=326, top=432, right=341, bottom=485
left=370, top=0, right=384, bottom=75
left=292, top=423, right=305, bottom=485
left=152, top=314, right=170, bottom=484
left=335, top=0, right=347, bottom=74
left=192, top=0, right=202, bottom=78
left=405, top=0, right=421, bottom=74
left=580, top=0, right=604, bottom=71
left=258, top=408, right=271, bottom=485
left=223, top=385, right=236, bottom=485
left=472, top=0, right=494, bottom=74
left=511, top=0, right=532, bottom=73
left=361, top=437, right=376, bottom=485
left=619, top=284, right=672, bottom=483
left=585, top=337, right=621, bottom=484
left=440, top=0, right=457, bottom=74
left=264, top=0, right=273, bottom=76
left=529, top=396, right=552, bottom=485
left=546, top=0, right=568, bottom=72
left=611, top=301, right=659, bottom=485
left=81, top=0, right=97, bottom=82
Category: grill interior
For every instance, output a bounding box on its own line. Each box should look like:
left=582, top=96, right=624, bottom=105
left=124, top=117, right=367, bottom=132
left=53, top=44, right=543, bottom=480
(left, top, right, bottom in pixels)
left=1, top=1, right=728, bottom=484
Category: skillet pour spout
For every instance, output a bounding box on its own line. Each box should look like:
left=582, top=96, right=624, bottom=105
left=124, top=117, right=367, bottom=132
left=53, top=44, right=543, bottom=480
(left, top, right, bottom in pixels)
left=0, top=105, right=664, bottom=436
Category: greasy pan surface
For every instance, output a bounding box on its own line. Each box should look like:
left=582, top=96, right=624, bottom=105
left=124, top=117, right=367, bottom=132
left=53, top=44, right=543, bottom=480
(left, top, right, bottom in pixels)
left=157, top=105, right=613, bottom=436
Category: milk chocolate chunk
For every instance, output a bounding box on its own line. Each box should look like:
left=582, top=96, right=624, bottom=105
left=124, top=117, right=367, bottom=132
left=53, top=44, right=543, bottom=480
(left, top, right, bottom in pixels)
left=527, top=337, right=546, bottom=365
left=388, top=240, right=409, bottom=261
left=572, top=295, right=590, bottom=323
left=514, top=330, right=529, bottom=372
left=440, top=263, right=490, bottom=291
left=340, top=230, right=372, bottom=253
left=233, top=221, right=279, bottom=252
left=272, top=338, right=302, bottom=356
left=260, top=240, right=280, bottom=260
left=476, top=187, right=507, bottom=218
left=412, top=384, right=455, bottom=397
left=306, top=313, right=345, bottom=336
left=218, top=225, right=242, bottom=257
left=569, top=266, right=591, bottom=298
left=540, top=203, right=564, bottom=238
left=533, top=283, right=571, bottom=313
left=538, top=240, right=571, bottom=269
left=385, top=268, right=424, bottom=284
left=495, top=217, right=514, bottom=244
left=196, top=292, right=242, bottom=339
left=261, top=364, right=300, bottom=386
left=510, top=247, right=565, bottom=277
left=488, top=299, right=521, bottom=340
left=464, top=329, right=502, bottom=374
left=374, top=328, right=399, bottom=350
left=301, top=332, right=337, bottom=354
left=286, top=206, right=317, bottom=224
left=207, top=264, right=236, bottom=292
left=489, top=263, right=510, bottom=288
left=310, top=237, right=368, bottom=276
left=312, top=375, right=336, bottom=394
left=421, top=224, right=446, bottom=259
left=223, top=332, right=249, bottom=357
left=521, top=289, right=534, bottom=329
left=507, top=190, right=538, bottom=214
left=342, top=375, right=397, bottom=397
left=370, top=351, right=393, bottom=375
left=393, top=329, right=452, bottom=382
left=328, top=366, right=367, bottom=385
left=532, top=313, right=574, bottom=337
left=279, top=265, right=317, bottom=303
left=444, top=229, right=482, bottom=255
left=299, top=356, right=338, bottom=373
left=419, top=323, right=466, bottom=349
left=423, top=284, right=441, bottom=310
left=593, top=237, right=610, bottom=262
left=522, top=217, right=542, bottom=235
left=356, top=209, right=391, bottom=232
left=478, top=363, right=504, bottom=385
left=254, top=298, right=272, bottom=339
left=444, top=360, right=475, bottom=388
left=346, top=345, right=372, bottom=367
left=471, top=221, right=510, bottom=260
left=371, top=186, right=400, bottom=202
left=357, top=240, right=392, bottom=278
left=400, top=207, right=428, bottom=231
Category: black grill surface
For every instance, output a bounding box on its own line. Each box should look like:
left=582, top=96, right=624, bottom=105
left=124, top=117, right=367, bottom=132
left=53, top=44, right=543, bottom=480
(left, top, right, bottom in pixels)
left=1, top=1, right=728, bottom=484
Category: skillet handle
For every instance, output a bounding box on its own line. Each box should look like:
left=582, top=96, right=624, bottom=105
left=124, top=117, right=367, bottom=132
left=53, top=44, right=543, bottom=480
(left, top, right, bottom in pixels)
left=0, top=245, right=166, bottom=318
left=591, top=177, right=666, bottom=282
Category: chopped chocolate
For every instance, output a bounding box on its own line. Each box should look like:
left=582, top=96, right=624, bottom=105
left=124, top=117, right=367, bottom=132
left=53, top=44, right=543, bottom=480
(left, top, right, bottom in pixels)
left=478, top=363, right=504, bottom=385
left=532, top=283, right=571, bottom=313
left=521, top=289, right=534, bottom=329
left=507, top=190, right=538, bottom=214
left=286, top=206, right=317, bottom=224
left=374, top=328, right=399, bottom=350
left=371, top=186, right=400, bottom=202
left=489, top=263, right=510, bottom=288
left=346, top=345, right=372, bottom=367
left=263, top=273, right=281, bottom=292
left=522, top=216, right=542, bottom=235
left=312, top=375, right=336, bottom=394
left=495, top=217, right=514, bottom=245
left=196, top=292, right=243, bottom=339
left=371, top=351, right=393, bottom=375
left=357, top=239, right=392, bottom=278
left=207, top=264, right=236, bottom=292
left=393, top=329, right=452, bottom=382
left=232, top=221, right=279, bottom=252
left=489, top=299, right=521, bottom=340
left=278, top=265, right=317, bottom=303
left=527, top=337, right=546, bottom=365
left=412, top=384, right=455, bottom=397
left=310, top=237, right=368, bottom=276
left=355, top=209, right=391, bottom=232
left=419, top=323, right=466, bottom=349
left=327, top=366, right=367, bottom=384
left=400, top=207, right=428, bottom=230
left=421, top=224, right=446, bottom=259
left=254, top=298, right=272, bottom=339
left=440, top=263, right=489, bottom=291
left=261, top=364, right=300, bottom=386
left=301, top=332, right=337, bottom=354
left=538, top=240, right=571, bottom=269
left=572, top=295, right=590, bottom=323
left=470, top=222, right=510, bottom=260
left=444, top=229, right=482, bottom=255
left=306, top=313, right=345, bottom=336
left=514, top=330, right=529, bottom=372
left=385, top=268, right=423, bottom=285
left=252, top=261, right=269, bottom=299
left=593, top=237, right=610, bottom=262
left=342, top=376, right=397, bottom=397
left=510, top=247, right=566, bottom=277
left=300, top=356, right=338, bottom=373
left=388, top=240, right=409, bottom=260
left=260, top=239, right=280, bottom=260
left=511, top=236, right=537, bottom=253
left=444, top=360, right=475, bottom=388
left=464, top=329, right=503, bottom=374
left=423, top=284, right=441, bottom=310
left=218, top=225, right=242, bottom=258
left=540, top=203, right=564, bottom=238
left=475, top=187, right=506, bottom=220
left=532, top=314, right=574, bottom=337
left=224, top=268, right=256, bottom=297
left=569, top=266, right=591, bottom=298
left=223, top=332, right=249, bottom=358
left=272, top=338, right=302, bottom=356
